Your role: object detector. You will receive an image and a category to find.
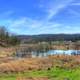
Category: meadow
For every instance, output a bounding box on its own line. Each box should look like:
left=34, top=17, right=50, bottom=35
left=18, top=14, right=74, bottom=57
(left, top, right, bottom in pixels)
left=0, top=55, right=80, bottom=80
left=1, top=67, right=80, bottom=80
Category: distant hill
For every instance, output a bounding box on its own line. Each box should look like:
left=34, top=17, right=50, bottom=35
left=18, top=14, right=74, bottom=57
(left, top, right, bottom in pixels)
left=17, top=34, right=80, bottom=43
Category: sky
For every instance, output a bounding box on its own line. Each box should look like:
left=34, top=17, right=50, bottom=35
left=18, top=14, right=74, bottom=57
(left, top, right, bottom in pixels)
left=0, top=0, right=80, bottom=35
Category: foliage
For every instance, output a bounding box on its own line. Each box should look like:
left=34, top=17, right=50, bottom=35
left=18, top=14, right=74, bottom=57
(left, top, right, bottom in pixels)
left=0, top=26, right=20, bottom=46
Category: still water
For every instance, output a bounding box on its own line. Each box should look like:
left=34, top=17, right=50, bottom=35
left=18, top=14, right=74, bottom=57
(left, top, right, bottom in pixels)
left=32, top=50, right=80, bottom=57
left=16, top=50, right=80, bottom=58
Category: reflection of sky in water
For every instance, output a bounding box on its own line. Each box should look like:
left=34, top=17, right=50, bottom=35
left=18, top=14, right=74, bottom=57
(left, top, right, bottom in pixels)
left=47, top=50, right=80, bottom=55
left=16, top=50, right=80, bottom=58
left=32, top=50, right=80, bottom=58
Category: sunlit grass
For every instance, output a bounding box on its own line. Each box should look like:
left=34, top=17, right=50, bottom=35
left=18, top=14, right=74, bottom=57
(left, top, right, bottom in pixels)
left=0, top=67, right=80, bottom=80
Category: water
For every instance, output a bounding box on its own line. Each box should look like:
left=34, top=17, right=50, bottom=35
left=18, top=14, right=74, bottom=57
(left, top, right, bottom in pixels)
left=47, top=50, right=78, bottom=55
left=15, top=50, right=80, bottom=58
left=32, top=50, right=80, bottom=57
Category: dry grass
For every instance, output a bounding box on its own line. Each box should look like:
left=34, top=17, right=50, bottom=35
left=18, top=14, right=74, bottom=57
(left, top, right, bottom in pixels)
left=0, top=57, right=52, bottom=73
left=0, top=55, right=80, bottom=73
left=0, top=47, right=16, bottom=57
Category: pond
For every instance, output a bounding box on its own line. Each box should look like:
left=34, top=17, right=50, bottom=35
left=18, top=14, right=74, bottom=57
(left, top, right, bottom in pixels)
left=15, top=50, right=80, bottom=58
left=32, top=50, right=80, bottom=57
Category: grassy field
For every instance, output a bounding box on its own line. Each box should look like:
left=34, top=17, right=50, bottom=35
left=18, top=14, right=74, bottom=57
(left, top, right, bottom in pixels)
left=0, top=67, right=80, bottom=80
left=0, top=55, right=80, bottom=80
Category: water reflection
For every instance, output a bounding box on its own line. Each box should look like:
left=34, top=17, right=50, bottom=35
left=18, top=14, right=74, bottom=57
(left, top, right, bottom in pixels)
left=15, top=50, right=80, bottom=58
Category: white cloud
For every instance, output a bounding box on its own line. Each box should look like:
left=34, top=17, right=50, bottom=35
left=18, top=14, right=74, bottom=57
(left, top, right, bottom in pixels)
left=1, top=16, right=62, bottom=34
left=0, top=15, right=79, bottom=34
left=46, top=0, right=74, bottom=20
left=8, top=17, right=42, bottom=29
left=0, top=0, right=78, bottom=34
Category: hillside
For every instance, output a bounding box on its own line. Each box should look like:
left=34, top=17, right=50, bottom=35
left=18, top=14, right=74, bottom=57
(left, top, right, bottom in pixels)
left=17, top=34, right=80, bottom=43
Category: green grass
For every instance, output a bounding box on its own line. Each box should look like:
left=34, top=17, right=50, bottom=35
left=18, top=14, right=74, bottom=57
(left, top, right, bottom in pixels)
left=1, top=67, right=80, bottom=80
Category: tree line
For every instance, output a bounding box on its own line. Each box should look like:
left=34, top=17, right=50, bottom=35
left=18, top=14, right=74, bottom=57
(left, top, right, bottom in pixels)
left=0, top=26, right=20, bottom=47
left=17, top=34, right=80, bottom=44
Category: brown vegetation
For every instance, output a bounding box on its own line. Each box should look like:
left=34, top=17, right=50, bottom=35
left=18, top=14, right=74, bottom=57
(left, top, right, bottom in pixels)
left=0, top=57, right=52, bottom=73
left=0, top=47, right=16, bottom=58
left=0, top=55, right=80, bottom=73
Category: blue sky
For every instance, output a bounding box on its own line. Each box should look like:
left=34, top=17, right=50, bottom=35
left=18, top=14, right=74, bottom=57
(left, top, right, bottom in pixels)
left=0, top=0, right=80, bottom=35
